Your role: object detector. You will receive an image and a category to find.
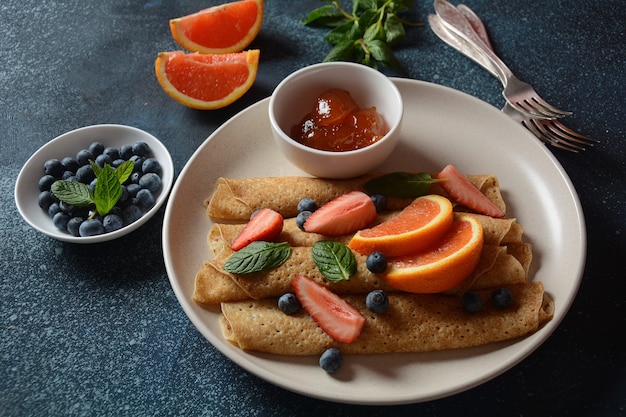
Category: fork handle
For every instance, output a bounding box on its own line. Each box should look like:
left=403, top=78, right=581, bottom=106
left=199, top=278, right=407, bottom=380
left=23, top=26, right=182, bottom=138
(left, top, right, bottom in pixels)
left=434, top=0, right=514, bottom=85
left=429, top=14, right=504, bottom=83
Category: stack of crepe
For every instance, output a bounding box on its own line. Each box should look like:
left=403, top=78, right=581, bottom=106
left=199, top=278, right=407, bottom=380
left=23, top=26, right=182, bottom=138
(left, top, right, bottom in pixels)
left=195, top=174, right=554, bottom=356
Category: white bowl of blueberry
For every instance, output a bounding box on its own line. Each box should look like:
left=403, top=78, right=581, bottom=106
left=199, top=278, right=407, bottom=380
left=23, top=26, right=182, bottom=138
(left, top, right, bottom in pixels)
left=14, top=124, right=174, bottom=243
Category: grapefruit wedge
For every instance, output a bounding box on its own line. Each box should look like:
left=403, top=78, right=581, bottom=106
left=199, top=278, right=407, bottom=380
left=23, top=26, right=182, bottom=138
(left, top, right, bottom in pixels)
left=383, top=213, right=484, bottom=293
left=170, top=0, right=264, bottom=54
left=154, top=49, right=260, bottom=110
left=349, top=194, right=453, bottom=257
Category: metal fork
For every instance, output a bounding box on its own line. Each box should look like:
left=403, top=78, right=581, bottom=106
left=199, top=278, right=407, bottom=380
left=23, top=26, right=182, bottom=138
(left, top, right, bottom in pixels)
left=434, top=0, right=571, bottom=120
left=429, top=13, right=596, bottom=151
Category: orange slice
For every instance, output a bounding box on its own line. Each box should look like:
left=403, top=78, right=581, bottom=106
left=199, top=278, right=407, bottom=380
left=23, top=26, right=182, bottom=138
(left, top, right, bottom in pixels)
left=170, top=0, right=264, bottom=54
left=154, top=50, right=260, bottom=110
left=382, top=213, right=484, bottom=293
left=348, top=194, right=453, bottom=257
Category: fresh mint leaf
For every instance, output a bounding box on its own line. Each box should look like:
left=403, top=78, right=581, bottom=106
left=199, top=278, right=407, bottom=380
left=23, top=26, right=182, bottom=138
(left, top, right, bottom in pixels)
left=302, top=4, right=344, bottom=26
left=115, top=160, right=134, bottom=184
left=384, top=13, right=406, bottom=45
left=303, top=0, right=422, bottom=69
left=324, top=39, right=357, bottom=62
left=311, top=241, right=356, bottom=283
left=90, top=160, right=103, bottom=178
left=50, top=180, right=94, bottom=207
left=367, top=39, right=400, bottom=68
left=223, top=241, right=291, bottom=274
left=364, top=172, right=441, bottom=198
left=93, top=164, right=123, bottom=216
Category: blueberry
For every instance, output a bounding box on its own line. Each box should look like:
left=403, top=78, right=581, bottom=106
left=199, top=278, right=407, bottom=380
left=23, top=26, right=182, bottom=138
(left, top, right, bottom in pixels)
left=119, top=144, right=134, bottom=160
left=89, top=178, right=98, bottom=192
left=462, top=291, right=482, bottom=313
left=365, top=252, right=387, bottom=273
left=277, top=293, right=301, bottom=315
left=125, top=197, right=139, bottom=208
left=61, top=156, right=80, bottom=173
left=103, top=147, right=120, bottom=161
left=296, top=211, right=312, bottom=231
left=142, top=158, right=161, bottom=175
left=76, top=164, right=95, bottom=183
left=52, top=212, right=70, bottom=230
left=59, top=201, right=79, bottom=216
left=43, top=158, right=64, bottom=177
left=128, top=172, right=141, bottom=184
left=112, top=158, right=126, bottom=168
left=76, top=149, right=94, bottom=166
left=66, top=217, right=84, bottom=237
left=136, top=188, right=155, bottom=208
left=132, top=141, right=150, bottom=157
left=370, top=194, right=387, bottom=213
left=491, top=288, right=514, bottom=309
left=126, top=183, right=141, bottom=197
left=139, top=173, right=161, bottom=192
left=88, top=141, right=104, bottom=156
left=109, top=206, right=124, bottom=218
left=38, top=191, right=57, bottom=211
left=48, top=202, right=61, bottom=218
left=79, top=219, right=105, bottom=237
left=297, top=198, right=317, bottom=213
left=103, top=214, right=124, bottom=232
left=123, top=204, right=142, bottom=225
left=38, top=175, right=57, bottom=191
left=249, top=209, right=262, bottom=219
left=366, top=290, right=389, bottom=314
left=61, top=170, right=75, bottom=180
left=129, top=155, right=144, bottom=173
left=95, top=153, right=112, bottom=167
left=118, top=186, right=130, bottom=204
left=319, top=348, right=343, bottom=373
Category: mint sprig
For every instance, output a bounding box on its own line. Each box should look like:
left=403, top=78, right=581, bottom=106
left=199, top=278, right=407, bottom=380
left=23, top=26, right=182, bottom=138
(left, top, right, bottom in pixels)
left=50, top=160, right=134, bottom=219
left=223, top=241, right=291, bottom=274
left=364, top=172, right=441, bottom=198
left=302, top=0, right=422, bottom=69
left=311, top=241, right=357, bottom=283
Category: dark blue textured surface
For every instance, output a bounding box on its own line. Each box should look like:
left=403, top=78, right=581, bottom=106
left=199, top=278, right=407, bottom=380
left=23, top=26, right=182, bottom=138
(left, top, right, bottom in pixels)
left=2, top=1, right=625, bottom=415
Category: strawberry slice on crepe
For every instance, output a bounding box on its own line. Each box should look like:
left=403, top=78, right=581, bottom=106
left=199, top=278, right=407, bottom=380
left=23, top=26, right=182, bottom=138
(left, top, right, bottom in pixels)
left=292, top=274, right=365, bottom=343
left=436, top=164, right=505, bottom=218
left=303, top=191, right=377, bottom=236
left=231, top=208, right=284, bottom=251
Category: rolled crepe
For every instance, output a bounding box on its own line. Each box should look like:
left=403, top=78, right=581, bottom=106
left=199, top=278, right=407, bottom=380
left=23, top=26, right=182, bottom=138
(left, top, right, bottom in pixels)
left=193, top=241, right=529, bottom=304
left=208, top=213, right=524, bottom=259
left=220, top=282, right=554, bottom=355
left=194, top=247, right=396, bottom=304
left=206, top=174, right=506, bottom=221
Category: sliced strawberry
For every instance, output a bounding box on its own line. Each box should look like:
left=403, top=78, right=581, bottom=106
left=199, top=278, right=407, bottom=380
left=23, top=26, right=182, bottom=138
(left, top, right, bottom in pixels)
left=304, top=191, right=377, bottom=236
left=436, top=164, right=505, bottom=218
left=231, top=208, right=284, bottom=251
left=292, top=274, right=365, bottom=343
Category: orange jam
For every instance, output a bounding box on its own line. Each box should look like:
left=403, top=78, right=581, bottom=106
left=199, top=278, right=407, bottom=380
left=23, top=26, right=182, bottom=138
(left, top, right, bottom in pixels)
left=290, top=88, right=389, bottom=152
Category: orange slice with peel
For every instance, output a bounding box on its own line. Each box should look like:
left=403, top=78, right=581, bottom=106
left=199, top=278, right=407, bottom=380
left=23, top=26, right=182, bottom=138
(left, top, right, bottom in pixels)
left=170, top=0, right=264, bottom=54
left=382, top=213, right=484, bottom=294
left=349, top=194, right=453, bottom=257
left=154, top=49, right=260, bottom=110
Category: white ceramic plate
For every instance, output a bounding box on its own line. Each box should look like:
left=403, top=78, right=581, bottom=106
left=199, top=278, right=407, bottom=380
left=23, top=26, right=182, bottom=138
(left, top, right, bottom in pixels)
left=15, top=124, right=174, bottom=243
left=163, top=79, right=585, bottom=405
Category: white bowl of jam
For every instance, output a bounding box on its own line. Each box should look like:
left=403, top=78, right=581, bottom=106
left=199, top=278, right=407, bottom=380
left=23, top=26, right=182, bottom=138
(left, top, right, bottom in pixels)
left=269, top=62, right=403, bottom=179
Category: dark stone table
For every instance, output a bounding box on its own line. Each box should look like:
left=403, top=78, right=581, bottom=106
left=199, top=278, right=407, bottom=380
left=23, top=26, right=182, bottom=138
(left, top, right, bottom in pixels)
left=2, top=1, right=624, bottom=415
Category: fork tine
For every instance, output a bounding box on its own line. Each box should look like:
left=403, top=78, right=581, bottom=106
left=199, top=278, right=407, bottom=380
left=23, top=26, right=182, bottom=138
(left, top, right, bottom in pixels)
left=519, top=96, right=573, bottom=119
left=543, top=119, right=598, bottom=145
left=524, top=119, right=586, bottom=152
